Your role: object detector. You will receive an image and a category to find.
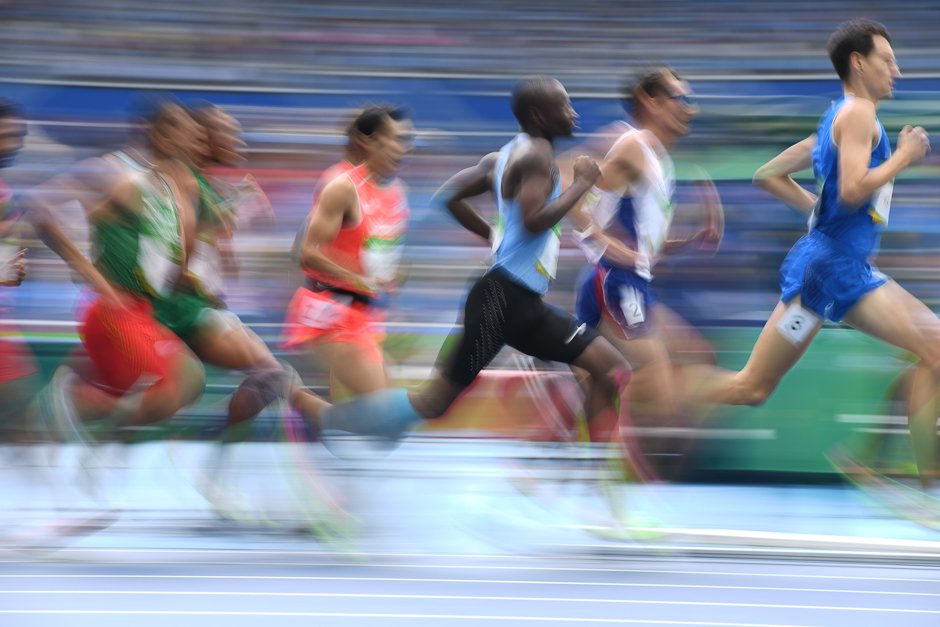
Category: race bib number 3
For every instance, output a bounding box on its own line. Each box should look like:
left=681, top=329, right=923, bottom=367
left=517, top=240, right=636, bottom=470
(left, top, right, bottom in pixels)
left=776, top=303, right=819, bottom=346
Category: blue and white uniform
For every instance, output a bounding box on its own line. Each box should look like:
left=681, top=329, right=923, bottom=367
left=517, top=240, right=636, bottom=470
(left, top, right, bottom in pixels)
left=779, top=95, right=892, bottom=321
left=489, top=133, right=563, bottom=295
left=441, top=133, right=598, bottom=388
left=576, top=125, right=675, bottom=337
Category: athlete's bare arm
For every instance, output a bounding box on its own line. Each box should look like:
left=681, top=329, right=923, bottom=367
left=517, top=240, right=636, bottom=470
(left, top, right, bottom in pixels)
left=432, top=152, right=497, bottom=242
left=663, top=175, right=724, bottom=255
left=571, top=135, right=645, bottom=267
left=557, top=121, right=629, bottom=189
left=25, top=156, right=137, bottom=303
left=835, top=99, right=929, bottom=206
left=300, top=174, right=372, bottom=290
left=753, top=134, right=817, bottom=214
left=507, top=139, right=599, bottom=234
left=596, top=133, right=645, bottom=194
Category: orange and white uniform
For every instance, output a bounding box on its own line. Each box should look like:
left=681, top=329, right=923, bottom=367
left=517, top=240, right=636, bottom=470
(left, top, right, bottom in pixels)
left=284, top=163, right=408, bottom=362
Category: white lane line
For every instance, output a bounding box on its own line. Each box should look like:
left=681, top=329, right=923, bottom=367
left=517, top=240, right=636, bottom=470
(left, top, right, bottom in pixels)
left=0, top=610, right=821, bottom=625
left=1, top=566, right=936, bottom=583
left=3, top=590, right=939, bottom=612
left=1, top=575, right=936, bottom=594
left=0, top=545, right=932, bottom=563
left=16, top=542, right=940, bottom=560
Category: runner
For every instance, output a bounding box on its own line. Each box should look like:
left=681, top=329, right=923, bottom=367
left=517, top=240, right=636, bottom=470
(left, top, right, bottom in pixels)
left=285, top=105, right=412, bottom=399
left=315, top=78, right=637, bottom=468
left=572, top=67, right=722, bottom=474
left=689, top=19, right=935, bottom=490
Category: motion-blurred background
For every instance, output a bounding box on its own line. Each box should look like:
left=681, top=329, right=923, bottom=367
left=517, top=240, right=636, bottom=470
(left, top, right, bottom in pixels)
left=2, top=0, right=939, bottom=479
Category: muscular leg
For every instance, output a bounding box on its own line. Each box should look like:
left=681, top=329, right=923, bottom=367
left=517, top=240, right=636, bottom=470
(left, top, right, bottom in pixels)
left=306, top=339, right=388, bottom=400
left=598, top=319, right=676, bottom=423
left=687, top=296, right=822, bottom=407
left=570, top=336, right=631, bottom=440
left=654, top=303, right=716, bottom=367
left=189, top=313, right=324, bottom=431
left=842, top=281, right=940, bottom=488
left=317, top=274, right=509, bottom=440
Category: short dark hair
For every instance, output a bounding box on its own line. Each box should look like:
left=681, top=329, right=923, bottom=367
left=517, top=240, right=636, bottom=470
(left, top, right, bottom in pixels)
left=188, top=100, right=220, bottom=126
left=511, top=76, right=560, bottom=128
left=827, top=19, right=891, bottom=81
left=347, top=104, right=409, bottom=138
left=0, top=98, right=23, bottom=120
left=622, top=66, right=681, bottom=112
left=128, top=92, right=186, bottom=129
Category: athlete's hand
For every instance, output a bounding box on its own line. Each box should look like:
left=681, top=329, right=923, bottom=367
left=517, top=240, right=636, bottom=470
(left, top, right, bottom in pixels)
left=694, top=176, right=724, bottom=253
left=238, top=173, right=277, bottom=228
left=689, top=225, right=722, bottom=255
left=572, top=155, right=602, bottom=187
left=351, top=274, right=393, bottom=296
left=238, top=173, right=260, bottom=192
left=898, top=125, right=930, bottom=165
left=0, top=249, right=26, bottom=287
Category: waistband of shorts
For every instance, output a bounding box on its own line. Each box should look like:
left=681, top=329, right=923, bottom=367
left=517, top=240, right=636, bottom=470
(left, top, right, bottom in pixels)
left=304, top=277, right=374, bottom=306
left=808, top=228, right=872, bottom=260
left=598, top=264, right=652, bottom=287
left=485, top=266, right=543, bottom=298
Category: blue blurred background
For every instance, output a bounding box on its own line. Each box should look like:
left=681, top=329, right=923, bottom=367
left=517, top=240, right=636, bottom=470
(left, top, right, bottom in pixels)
left=2, top=0, right=940, bottom=477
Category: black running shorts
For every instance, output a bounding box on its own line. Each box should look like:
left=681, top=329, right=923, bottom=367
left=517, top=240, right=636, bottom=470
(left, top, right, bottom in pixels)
left=441, top=267, right=598, bottom=388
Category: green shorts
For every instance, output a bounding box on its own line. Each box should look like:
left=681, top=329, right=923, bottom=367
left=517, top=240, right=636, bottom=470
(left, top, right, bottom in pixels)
left=152, top=292, right=223, bottom=344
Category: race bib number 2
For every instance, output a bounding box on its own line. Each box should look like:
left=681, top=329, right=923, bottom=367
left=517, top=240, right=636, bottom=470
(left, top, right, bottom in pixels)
left=618, top=285, right=646, bottom=328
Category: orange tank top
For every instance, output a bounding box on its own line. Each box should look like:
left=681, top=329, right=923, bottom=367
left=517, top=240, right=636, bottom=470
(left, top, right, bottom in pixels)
left=303, top=163, right=408, bottom=295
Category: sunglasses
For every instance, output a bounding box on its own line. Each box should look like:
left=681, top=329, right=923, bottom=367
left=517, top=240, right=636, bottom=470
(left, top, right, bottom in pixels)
left=667, top=93, right=696, bottom=107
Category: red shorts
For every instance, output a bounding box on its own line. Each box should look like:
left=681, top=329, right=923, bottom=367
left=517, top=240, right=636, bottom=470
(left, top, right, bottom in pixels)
left=283, top=288, right=383, bottom=363
left=0, top=332, right=37, bottom=383
left=80, top=296, right=185, bottom=394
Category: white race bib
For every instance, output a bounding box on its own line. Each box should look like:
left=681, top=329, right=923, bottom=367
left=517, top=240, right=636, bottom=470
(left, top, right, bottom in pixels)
left=490, top=221, right=504, bottom=256
left=139, top=235, right=179, bottom=297
left=776, top=303, right=819, bottom=346
left=298, top=293, right=344, bottom=330
left=618, top=285, right=646, bottom=327
left=870, top=181, right=894, bottom=224
left=362, top=245, right=402, bottom=283
left=188, top=240, right=224, bottom=297
left=536, top=229, right=561, bottom=280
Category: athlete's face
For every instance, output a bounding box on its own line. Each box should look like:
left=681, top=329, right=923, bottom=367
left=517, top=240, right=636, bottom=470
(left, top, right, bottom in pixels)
left=151, top=104, right=199, bottom=161
left=0, top=116, right=25, bottom=169
left=185, top=121, right=211, bottom=166
left=364, top=116, right=413, bottom=179
left=172, top=109, right=201, bottom=161
left=656, top=74, right=697, bottom=137
left=539, top=82, right=578, bottom=139
left=207, top=111, right=245, bottom=166
left=858, top=35, right=901, bottom=99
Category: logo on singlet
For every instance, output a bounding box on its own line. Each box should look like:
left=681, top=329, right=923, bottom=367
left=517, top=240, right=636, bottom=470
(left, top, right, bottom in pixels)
left=564, top=323, right=587, bottom=344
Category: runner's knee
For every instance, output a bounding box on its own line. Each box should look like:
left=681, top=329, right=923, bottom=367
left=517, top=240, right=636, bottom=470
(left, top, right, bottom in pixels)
left=735, top=374, right=776, bottom=407
left=241, top=360, right=298, bottom=408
